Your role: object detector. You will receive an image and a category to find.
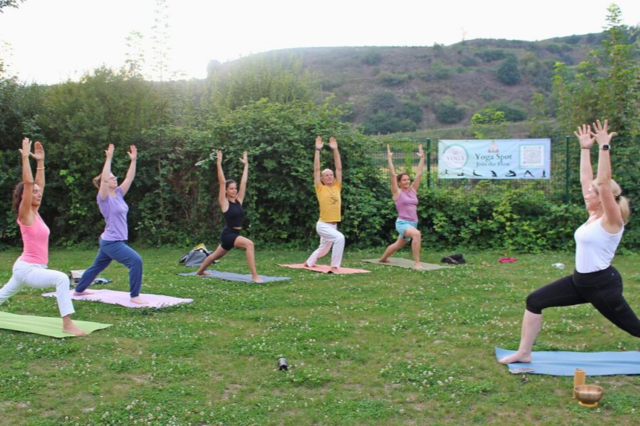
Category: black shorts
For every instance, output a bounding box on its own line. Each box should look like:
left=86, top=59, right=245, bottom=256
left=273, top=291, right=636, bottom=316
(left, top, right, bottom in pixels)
left=220, top=227, right=241, bottom=251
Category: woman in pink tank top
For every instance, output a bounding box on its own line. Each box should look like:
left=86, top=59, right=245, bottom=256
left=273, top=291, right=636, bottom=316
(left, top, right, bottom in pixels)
left=379, top=144, right=425, bottom=269
left=0, top=139, right=86, bottom=336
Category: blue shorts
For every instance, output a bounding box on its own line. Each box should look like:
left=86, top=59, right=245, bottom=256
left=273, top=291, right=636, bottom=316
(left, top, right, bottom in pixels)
left=396, top=220, right=418, bottom=241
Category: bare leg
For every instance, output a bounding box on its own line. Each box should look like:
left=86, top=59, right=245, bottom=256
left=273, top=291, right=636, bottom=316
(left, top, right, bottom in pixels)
left=62, top=315, right=87, bottom=336
left=498, top=310, right=543, bottom=364
left=379, top=238, right=407, bottom=263
left=196, top=245, right=228, bottom=275
left=234, top=236, right=263, bottom=283
left=403, top=227, right=422, bottom=269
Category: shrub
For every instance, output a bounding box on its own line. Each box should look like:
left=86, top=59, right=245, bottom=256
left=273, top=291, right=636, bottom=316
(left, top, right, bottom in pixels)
left=431, top=61, right=453, bottom=80
left=361, top=50, right=382, bottom=66
left=418, top=183, right=585, bottom=252
left=378, top=72, right=409, bottom=87
left=497, top=55, right=521, bottom=85
left=434, top=97, right=465, bottom=124
left=475, top=49, right=507, bottom=62
left=483, top=101, right=528, bottom=122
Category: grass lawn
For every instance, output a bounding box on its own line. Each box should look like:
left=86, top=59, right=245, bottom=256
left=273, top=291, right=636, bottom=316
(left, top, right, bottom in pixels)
left=0, top=247, right=639, bottom=425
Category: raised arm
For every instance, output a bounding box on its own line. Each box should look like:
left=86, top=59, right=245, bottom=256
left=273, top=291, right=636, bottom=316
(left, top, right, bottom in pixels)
left=387, top=144, right=399, bottom=198
left=592, top=119, right=623, bottom=230
left=237, top=151, right=249, bottom=204
left=574, top=124, right=595, bottom=201
left=98, top=144, right=114, bottom=200
left=119, top=145, right=137, bottom=196
left=18, top=138, right=35, bottom=225
left=314, top=136, right=323, bottom=185
left=216, top=150, right=229, bottom=211
left=411, top=144, right=425, bottom=192
left=329, top=137, right=342, bottom=184
left=33, top=141, right=45, bottom=194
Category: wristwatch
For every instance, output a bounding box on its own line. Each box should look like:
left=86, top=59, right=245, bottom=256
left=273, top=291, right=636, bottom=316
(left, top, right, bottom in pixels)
left=601, top=144, right=610, bottom=151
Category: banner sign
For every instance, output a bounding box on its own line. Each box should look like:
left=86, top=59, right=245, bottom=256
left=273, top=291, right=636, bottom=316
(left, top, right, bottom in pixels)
left=438, top=139, right=551, bottom=180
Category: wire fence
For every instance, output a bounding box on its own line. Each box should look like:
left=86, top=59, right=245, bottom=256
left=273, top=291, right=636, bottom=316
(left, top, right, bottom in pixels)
left=371, top=137, right=574, bottom=203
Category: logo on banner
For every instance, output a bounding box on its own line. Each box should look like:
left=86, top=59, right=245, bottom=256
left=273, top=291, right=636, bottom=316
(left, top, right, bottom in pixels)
left=441, top=145, right=468, bottom=169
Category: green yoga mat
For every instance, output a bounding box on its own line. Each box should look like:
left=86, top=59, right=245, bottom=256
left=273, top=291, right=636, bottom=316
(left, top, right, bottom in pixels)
left=0, top=312, right=111, bottom=338
left=363, top=258, right=449, bottom=270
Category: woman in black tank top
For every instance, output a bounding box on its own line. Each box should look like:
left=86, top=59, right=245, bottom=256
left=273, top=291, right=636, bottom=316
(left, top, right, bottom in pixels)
left=196, top=151, right=263, bottom=283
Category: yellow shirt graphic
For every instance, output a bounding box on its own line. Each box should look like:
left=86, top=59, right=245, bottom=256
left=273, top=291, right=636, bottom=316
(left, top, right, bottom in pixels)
left=315, top=182, right=342, bottom=223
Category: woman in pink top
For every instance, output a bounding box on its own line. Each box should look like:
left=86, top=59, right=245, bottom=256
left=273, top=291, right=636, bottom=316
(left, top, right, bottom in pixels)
left=0, top=139, right=86, bottom=336
left=379, top=144, right=425, bottom=269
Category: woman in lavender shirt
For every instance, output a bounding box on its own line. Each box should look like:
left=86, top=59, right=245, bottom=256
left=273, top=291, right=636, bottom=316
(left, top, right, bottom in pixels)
left=74, top=144, right=148, bottom=304
left=379, top=144, right=425, bottom=269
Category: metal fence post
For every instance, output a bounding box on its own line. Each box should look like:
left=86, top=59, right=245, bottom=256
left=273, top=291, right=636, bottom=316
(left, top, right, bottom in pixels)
left=565, top=135, right=570, bottom=204
left=426, top=138, right=432, bottom=188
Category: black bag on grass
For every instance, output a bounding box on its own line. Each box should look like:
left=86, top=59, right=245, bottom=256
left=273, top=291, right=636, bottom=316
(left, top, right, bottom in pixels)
left=441, top=253, right=466, bottom=265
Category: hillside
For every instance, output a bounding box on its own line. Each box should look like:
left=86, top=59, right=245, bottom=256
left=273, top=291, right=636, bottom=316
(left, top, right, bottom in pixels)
left=217, top=34, right=604, bottom=134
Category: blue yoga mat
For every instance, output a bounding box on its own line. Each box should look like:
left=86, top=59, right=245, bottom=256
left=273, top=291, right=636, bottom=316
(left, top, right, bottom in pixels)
left=495, top=347, right=640, bottom=376
left=179, top=271, right=290, bottom=283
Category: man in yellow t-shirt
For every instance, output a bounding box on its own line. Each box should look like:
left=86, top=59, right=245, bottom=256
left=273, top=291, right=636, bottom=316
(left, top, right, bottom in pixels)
left=304, top=136, right=344, bottom=272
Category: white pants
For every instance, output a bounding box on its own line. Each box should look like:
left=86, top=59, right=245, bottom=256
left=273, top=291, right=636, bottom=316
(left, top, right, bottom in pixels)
left=0, top=259, right=75, bottom=317
left=306, top=221, right=345, bottom=268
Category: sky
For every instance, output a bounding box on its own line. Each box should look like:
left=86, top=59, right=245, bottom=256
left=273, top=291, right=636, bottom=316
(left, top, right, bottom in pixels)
left=1, top=0, right=639, bottom=84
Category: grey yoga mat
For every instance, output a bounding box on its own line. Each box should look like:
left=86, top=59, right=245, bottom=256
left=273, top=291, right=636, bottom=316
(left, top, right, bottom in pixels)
left=179, top=271, right=291, bottom=283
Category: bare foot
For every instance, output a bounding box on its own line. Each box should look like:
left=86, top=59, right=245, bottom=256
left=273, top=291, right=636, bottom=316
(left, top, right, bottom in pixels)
left=62, top=323, right=87, bottom=336
left=413, top=264, right=423, bottom=270
left=498, top=352, right=531, bottom=364
left=252, top=276, right=264, bottom=283
left=378, top=259, right=390, bottom=263
left=73, top=290, right=95, bottom=296
left=130, top=296, right=150, bottom=305
left=330, top=267, right=339, bottom=273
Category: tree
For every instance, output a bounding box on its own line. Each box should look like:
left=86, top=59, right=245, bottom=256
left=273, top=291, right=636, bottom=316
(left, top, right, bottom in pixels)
left=471, top=109, right=507, bottom=139
left=496, top=55, right=521, bottom=85
left=434, top=97, right=465, bottom=124
left=552, top=4, right=640, bottom=245
left=362, top=93, right=423, bottom=134
left=0, top=0, right=24, bottom=13
left=207, top=55, right=318, bottom=112
left=554, top=4, right=640, bottom=139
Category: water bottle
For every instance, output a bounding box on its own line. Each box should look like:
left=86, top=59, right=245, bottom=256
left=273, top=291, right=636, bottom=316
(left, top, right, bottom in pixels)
left=278, top=358, right=288, bottom=371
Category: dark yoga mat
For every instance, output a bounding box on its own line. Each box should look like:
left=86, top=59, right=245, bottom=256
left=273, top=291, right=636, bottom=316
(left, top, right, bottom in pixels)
left=179, top=271, right=291, bottom=283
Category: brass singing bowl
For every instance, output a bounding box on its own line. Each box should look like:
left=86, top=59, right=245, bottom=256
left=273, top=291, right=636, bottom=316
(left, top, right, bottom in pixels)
left=574, top=385, right=604, bottom=407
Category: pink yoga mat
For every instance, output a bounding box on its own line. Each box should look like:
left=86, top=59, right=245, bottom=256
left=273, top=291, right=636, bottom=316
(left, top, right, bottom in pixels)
left=278, top=264, right=370, bottom=274
left=42, top=289, right=194, bottom=309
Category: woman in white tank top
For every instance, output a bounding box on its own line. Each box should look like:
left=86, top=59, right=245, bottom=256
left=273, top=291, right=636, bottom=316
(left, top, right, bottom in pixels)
left=499, top=120, right=637, bottom=365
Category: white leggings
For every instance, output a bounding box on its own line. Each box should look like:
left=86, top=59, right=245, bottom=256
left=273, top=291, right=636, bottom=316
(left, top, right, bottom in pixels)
left=0, top=259, right=75, bottom=317
left=306, top=221, right=345, bottom=268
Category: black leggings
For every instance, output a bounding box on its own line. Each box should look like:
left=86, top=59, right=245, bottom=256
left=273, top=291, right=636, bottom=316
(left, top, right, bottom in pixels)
left=526, top=266, right=640, bottom=338
left=220, top=227, right=240, bottom=251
